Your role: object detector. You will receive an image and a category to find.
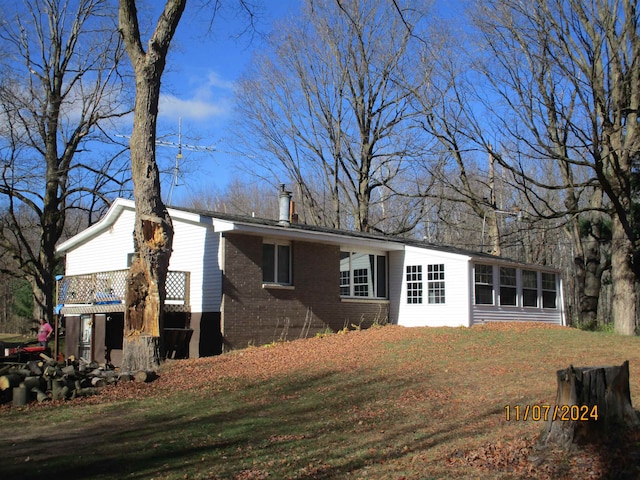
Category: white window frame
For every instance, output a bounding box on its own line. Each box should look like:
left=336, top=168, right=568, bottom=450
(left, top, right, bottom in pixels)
left=340, top=250, right=388, bottom=299
left=474, top=264, right=494, bottom=305
left=473, top=263, right=559, bottom=310
left=522, top=270, right=539, bottom=308
left=427, top=264, right=445, bottom=304
left=406, top=265, right=423, bottom=304
left=541, top=272, right=557, bottom=309
left=499, top=267, right=517, bottom=306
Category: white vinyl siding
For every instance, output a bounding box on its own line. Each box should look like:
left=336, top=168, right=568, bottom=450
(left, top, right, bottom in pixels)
left=64, top=209, right=136, bottom=275
left=63, top=206, right=222, bottom=313
left=395, top=247, right=469, bottom=328
left=169, top=222, right=222, bottom=312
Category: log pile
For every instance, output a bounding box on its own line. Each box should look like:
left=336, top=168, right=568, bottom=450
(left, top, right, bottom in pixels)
left=0, top=353, right=156, bottom=407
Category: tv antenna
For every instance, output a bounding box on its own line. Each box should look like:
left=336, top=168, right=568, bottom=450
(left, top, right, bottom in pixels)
left=115, top=117, right=216, bottom=204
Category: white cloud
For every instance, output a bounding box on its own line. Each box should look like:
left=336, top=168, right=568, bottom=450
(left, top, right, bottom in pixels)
left=159, top=70, right=236, bottom=122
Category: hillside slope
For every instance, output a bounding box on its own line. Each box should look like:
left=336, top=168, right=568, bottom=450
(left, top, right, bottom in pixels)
left=2, top=323, right=640, bottom=479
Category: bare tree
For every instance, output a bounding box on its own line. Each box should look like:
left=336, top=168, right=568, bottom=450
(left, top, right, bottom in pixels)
left=234, top=0, right=429, bottom=234
left=118, top=0, right=186, bottom=371
left=472, top=0, right=639, bottom=334
left=118, top=0, right=258, bottom=370
left=185, top=178, right=280, bottom=218
left=0, top=0, right=131, bottom=327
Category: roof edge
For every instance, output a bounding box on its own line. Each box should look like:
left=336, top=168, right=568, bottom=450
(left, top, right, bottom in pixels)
left=56, top=198, right=135, bottom=254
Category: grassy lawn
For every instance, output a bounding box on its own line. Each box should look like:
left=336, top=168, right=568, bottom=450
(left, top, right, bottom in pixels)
left=0, top=332, right=34, bottom=343
left=1, top=323, right=640, bottom=479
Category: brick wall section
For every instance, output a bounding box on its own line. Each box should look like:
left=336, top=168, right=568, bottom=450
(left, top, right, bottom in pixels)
left=221, top=232, right=390, bottom=350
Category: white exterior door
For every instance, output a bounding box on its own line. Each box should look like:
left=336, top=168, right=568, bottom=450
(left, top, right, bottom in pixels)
left=79, top=314, right=92, bottom=361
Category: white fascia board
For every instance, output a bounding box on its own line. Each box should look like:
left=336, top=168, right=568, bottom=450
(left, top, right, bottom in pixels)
left=213, top=219, right=405, bottom=251
left=168, top=208, right=215, bottom=227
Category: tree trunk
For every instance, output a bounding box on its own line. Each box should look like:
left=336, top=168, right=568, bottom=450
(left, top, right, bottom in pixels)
left=611, top=217, right=637, bottom=335
left=539, top=361, right=639, bottom=449
left=571, top=209, right=608, bottom=329
left=118, top=0, right=185, bottom=371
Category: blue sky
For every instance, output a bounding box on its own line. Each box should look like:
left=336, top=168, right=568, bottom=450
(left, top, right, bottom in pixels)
left=142, top=1, right=302, bottom=203
left=133, top=1, right=465, bottom=205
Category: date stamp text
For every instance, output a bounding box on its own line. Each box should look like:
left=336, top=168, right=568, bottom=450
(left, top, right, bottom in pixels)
left=504, top=404, right=599, bottom=422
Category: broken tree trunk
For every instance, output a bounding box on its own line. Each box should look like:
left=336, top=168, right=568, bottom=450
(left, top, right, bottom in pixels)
left=119, top=0, right=182, bottom=373
left=539, top=361, right=639, bottom=449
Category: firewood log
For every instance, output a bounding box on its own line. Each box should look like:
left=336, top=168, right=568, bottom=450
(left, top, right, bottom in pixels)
left=39, top=352, right=55, bottom=364
left=0, top=374, right=23, bottom=391
left=12, top=385, right=27, bottom=407
left=31, top=386, right=49, bottom=402
left=52, top=379, right=65, bottom=401
left=91, top=377, right=106, bottom=388
left=134, top=370, right=157, bottom=383
left=74, top=387, right=100, bottom=397
left=43, top=365, right=62, bottom=378
left=26, top=361, right=42, bottom=376
left=22, top=376, right=44, bottom=391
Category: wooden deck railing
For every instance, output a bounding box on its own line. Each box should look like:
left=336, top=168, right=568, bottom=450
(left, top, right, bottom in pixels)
left=56, top=270, right=190, bottom=306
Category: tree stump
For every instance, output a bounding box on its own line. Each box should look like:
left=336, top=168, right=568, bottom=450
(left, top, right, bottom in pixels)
left=539, top=360, right=639, bottom=449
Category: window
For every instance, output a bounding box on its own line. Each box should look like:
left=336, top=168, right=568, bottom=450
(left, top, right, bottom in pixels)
left=406, top=265, right=422, bottom=304
left=474, top=264, right=494, bottom=305
left=499, top=267, right=517, bottom=306
left=263, top=241, right=291, bottom=285
left=522, top=270, right=538, bottom=307
left=474, top=264, right=559, bottom=310
left=340, top=251, right=387, bottom=298
left=339, top=252, right=350, bottom=296
left=427, top=264, right=445, bottom=304
left=542, top=272, right=557, bottom=309
left=353, top=266, right=369, bottom=296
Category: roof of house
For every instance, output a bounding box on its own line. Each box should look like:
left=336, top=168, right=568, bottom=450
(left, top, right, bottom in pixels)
left=56, top=197, right=558, bottom=271
left=168, top=204, right=558, bottom=269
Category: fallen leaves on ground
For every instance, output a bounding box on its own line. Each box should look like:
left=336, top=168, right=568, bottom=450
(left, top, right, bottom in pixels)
left=5, top=323, right=640, bottom=480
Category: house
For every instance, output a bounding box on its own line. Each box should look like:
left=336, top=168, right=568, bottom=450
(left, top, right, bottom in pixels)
left=54, top=192, right=564, bottom=366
